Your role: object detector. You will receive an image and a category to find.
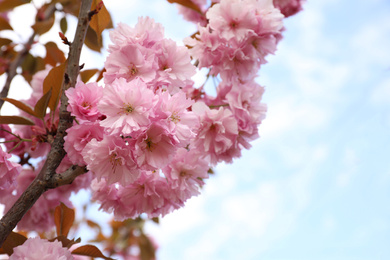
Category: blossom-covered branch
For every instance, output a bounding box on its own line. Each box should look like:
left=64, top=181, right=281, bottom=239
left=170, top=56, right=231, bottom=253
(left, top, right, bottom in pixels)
left=0, top=0, right=93, bottom=247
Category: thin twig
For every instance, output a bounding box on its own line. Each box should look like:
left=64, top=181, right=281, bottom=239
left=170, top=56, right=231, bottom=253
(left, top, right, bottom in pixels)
left=0, top=34, right=35, bottom=111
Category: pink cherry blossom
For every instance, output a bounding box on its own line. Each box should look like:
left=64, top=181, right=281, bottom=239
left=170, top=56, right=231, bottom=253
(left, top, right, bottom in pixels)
left=131, top=123, right=180, bottom=170
left=0, top=146, right=22, bottom=190
left=65, top=81, right=103, bottom=122
left=104, top=44, right=157, bottom=85
left=10, top=237, right=73, bottom=260
left=157, top=91, right=199, bottom=146
left=163, top=148, right=209, bottom=193
left=155, top=39, right=196, bottom=88
left=273, top=0, right=305, bottom=17
left=207, top=0, right=258, bottom=41
left=192, top=102, right=238, bottom=165
left=108, top=17, right=164, bottom=52
left=82, top=135, right=139, bottom=185
left=98, top=78, right=157, bottom=135
left=64, top=122, right=105, bottom=166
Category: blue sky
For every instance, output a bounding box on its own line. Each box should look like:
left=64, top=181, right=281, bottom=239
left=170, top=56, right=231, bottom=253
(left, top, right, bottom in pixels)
left=2, top=0, right=390, bottom=259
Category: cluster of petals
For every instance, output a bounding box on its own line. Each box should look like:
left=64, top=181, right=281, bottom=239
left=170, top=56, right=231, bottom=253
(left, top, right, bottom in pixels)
left=185, top=0, right=284, bottom=82
left=0, top=0, right=303, bottom=224
left=104, top=17, right=195, bottom=93
left=61, top=17, right=210, bottom=220
left=0, top=146, right=22, bottom=190
left=273, top=0, right=305, bottom=17
left=91, top=151, right=208, bottom=220
left=10, top=237, right=73, bottom=260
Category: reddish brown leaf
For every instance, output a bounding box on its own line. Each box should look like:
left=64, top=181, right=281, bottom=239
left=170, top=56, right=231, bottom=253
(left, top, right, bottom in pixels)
left=34, top=88, right=52, bottom=118
left=89, top=0, right=111, bottom=45
left=49, top=236, right=81, bottom=249
left=21, top=54, right=46, bottom=83
left=0, top=116, right=34, bottom=125
left=96, top=68, right=105, bottom=82
left=54, top=203, right=75, bottom=237
left=44, top=42, right=66, bottom=66
left=1, top=98, right=36, bottom=117
left=0, top=0, right=30, bottom=12
left=84, top=26, right=102, bottom=52
left=56, top=0, right=80, bottom=17
left=80, top=69, right=99, bottom=83
left=31, top=16, right=55, bottom=35
left=0, top=16, right=12, bottom=31
left=72, top=245, right=114, bottom=260
left=0, top=232, right=27, bottom=256
left=0, top=37, right=12, bottom=47
left=42, top=62, right=66, bottom=112
left=167, top=0, right=202, bottom=14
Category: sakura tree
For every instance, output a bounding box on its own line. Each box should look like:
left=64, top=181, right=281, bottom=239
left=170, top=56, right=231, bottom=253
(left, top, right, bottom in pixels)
left=0, top=0, right=304, bottom=259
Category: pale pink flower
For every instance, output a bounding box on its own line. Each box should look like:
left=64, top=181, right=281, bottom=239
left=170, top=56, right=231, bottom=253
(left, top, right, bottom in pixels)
left=273, top=0, right=304, bottom=17
left=108, top=17, right=164, bottom=52
left=10, top=237, right=73, bottom=260
left=132, top=123, right=179, bottom=170
left=207, top=0, right=257, bottom=41
left=155, top=39, right=196, bottom=88
left=91, top=173, right=166, bottom=220
left=64, top=122, right=105, bottom=166
left=192, top=102, right=238, bottom=165
left=0, top=146, right=22, bottom=190
left=163, top=148, right=209, bottom=193
left=117, top=172, right=167, bottom=219
left=104, top=44, right=157, bottom=84
left=157, top=91, right=199, bottom=146
left=98, top=78, right=157, bottom=135
left=65, top=81, right=103, bottom=122
left=82, top=135, right=139, bottom=185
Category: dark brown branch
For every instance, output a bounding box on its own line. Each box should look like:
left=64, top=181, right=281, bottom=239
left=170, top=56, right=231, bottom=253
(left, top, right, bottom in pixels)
left=47, top=166, right=88, bottom=188
left=0, top=0, right=93, bottom=247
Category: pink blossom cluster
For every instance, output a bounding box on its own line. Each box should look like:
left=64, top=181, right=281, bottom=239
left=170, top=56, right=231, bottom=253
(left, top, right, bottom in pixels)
left=0, top=0, right=304, bottom=225
left=185, top=0, right=284, bottom=82
left=63, top=17, right=211, bottom=218
left=10, top=237, right=73, bottom=260
left=63, top=0, right=286, bottom=219
left=273, top=0, right=305, bottom=18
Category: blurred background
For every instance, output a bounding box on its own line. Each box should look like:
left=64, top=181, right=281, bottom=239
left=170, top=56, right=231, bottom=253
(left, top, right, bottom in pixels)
left=2, top=0, right=390, bottom=259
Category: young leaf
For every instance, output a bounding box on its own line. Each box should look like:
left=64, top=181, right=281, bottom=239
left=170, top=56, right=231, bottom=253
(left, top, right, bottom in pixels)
left=42, top=62, right=67, bottom=112
left=60, top=16, right=68, bottom=34
left=71, top=245, right=114, bottom=260
left=0, top=232, right=27, bottom=256
left=54, top=203, right=75, bottom=237
left=80, top=69, right=98, bottom=83
left=0, top=37, right=12, bottom=47
left=89, top=0, right=111, bottom=45
left=31, top=16, right=55, bottom=35
left=49, top=236, right=81, bottom=249
left=34, top=88, right=52, bottom=119
left=44, top=42, right=66, bottom=66
left=84, top=26, right=102, bottom=52
left=1, top=98, right=36, bottom=117
left=0, top=116, right=34, bottom=125
left=0, top=16, right=13, bottom=31
left=0, top=0, right=30, bottom=12
left=167, top=0, right=202, bottom=14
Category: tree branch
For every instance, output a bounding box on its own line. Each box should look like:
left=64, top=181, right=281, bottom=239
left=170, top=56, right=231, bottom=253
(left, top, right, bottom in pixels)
left=0, top=0, right=93, bottom=247
left=47, top=165, right=88, bottom=188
